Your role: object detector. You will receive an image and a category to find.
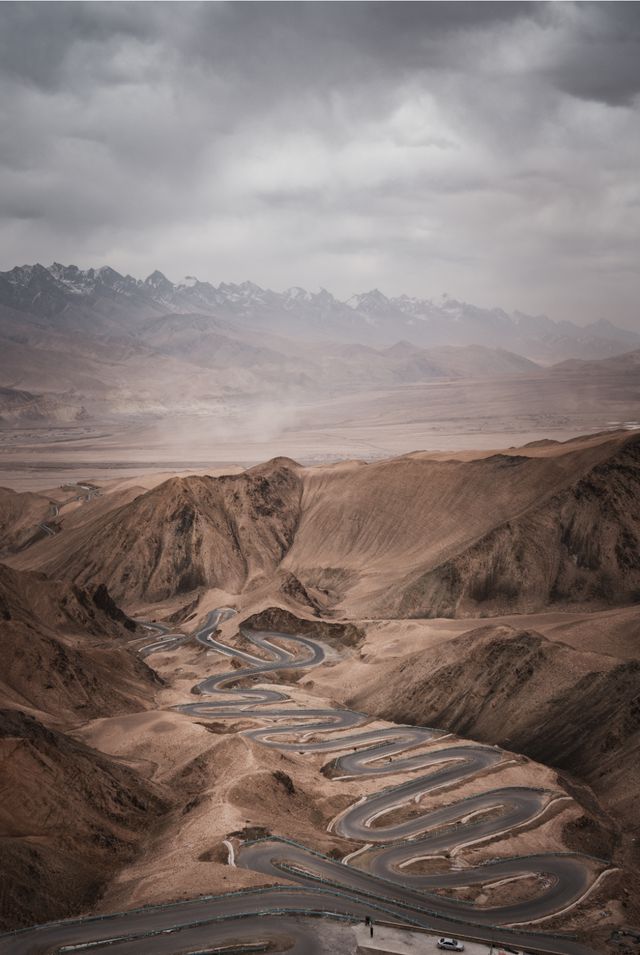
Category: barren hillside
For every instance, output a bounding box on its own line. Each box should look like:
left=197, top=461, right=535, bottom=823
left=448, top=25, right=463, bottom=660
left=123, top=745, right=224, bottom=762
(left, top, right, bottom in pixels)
left=0, top=560, right=175, bottom=931
left=393, top=434, right=640, bottom=617
left=0, top=708, right=167, bottom=931
left=27, top=458, right=303, bottom=602
left=2, top=434, right=639, bottom=943
left=0, top=563, right=156, bottom=720
left=346, top=623, right=640, bottom=839
left=285, top=430, right=640, bottom=616
left=0, top=486, right=52, bottom=556
left=7, top=431, right=640, bottom=619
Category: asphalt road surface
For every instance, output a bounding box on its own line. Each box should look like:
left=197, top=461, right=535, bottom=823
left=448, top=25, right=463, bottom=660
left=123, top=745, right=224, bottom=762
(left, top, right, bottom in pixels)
left=0, top=609, right=605, bottom=955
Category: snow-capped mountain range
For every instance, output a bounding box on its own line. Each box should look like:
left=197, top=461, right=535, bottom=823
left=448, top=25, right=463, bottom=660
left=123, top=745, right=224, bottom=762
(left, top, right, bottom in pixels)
left=0, top=261, right=638, bottom=361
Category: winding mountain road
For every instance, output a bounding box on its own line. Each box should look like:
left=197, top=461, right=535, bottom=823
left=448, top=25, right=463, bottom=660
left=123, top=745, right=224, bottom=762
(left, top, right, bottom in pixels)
left=0, top=609, right=606, bottom=955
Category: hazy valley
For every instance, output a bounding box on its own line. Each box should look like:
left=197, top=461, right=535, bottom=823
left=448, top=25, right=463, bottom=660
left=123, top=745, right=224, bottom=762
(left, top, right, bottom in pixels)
left=2, top=263, right=640, bottom=491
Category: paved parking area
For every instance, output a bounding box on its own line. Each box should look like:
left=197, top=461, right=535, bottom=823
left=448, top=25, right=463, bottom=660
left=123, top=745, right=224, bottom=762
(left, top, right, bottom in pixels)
left=353, top=923, right=501, bottom=955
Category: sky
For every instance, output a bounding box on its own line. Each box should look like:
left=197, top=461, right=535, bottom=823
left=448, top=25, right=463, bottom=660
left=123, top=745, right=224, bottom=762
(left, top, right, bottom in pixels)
left=0, top=1, right=639, bottom=327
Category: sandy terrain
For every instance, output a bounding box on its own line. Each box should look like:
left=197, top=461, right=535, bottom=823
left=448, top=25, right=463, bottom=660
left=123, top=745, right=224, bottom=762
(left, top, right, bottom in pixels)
left=2, top=360, right=640, bottom=492
left=68, top=632, right=611, bottom=931
left=6, top=430, right=640, bottom=630
left=0, top=583, right=634, bottom=946
left=1, top=430, right=638, bottom=948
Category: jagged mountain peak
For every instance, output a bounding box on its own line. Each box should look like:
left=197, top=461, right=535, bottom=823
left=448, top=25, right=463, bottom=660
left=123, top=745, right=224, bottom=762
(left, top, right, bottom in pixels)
left=347, top=288, right=393, bottom=311
left=0, top=260, right=638, bottom=359
left=49, top=262, right=79, bottom=278
left=284, top=286, right=312, bottom=303
left=144, top=269, right=173, bottom=291
left=7, top=262, right=53, bottom=283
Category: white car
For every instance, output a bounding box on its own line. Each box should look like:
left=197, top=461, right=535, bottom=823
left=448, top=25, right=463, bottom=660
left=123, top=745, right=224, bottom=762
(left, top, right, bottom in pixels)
left=437, top=940, right=464, bottom=952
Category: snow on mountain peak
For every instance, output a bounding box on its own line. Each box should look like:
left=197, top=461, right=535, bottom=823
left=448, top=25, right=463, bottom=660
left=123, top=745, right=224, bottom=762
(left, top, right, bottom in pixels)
left=1, top=261, right=638, bottom=359
left=284, top=286, right=312, bottom=303
left=346, top=289, right=392, bottom=312
left=6, top=264, right=38, bottom=285
left=144, top=270, right=172, bottom=290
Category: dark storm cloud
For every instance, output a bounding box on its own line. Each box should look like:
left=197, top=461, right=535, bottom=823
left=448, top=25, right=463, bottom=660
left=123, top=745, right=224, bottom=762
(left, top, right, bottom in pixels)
left=547, top=2, right=640, bottom=105
left=0, top=3, right=151, bottom=89
left=0, top=1, right=639, bottom=327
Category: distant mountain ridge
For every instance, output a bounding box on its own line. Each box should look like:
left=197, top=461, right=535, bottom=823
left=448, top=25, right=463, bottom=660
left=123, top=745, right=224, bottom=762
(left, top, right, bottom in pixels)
left=2, top=260, right=640, bottom=431
left=1, top=261, right=638, bottom=360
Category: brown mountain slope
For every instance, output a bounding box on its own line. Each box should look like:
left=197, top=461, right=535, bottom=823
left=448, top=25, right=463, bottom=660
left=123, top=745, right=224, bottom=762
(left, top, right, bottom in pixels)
left=519, top=659, right=640, bottom=827
left=0, top=564, right=157, bottom=721
left=394, top=434, right=640, bottom=617
left=551, top=347, right=640, bottom=378
left=10, top=431, right=640, bottom=617
left=0, top=486, right=52, bottom=557
left=243, top=605, right=364, bottom=648
left=347, top=624, right=640, bottom=834
left=30, top=458, right=303, bottom=602
left=0, top=708, right=167, bottom=931
left=284, top=430, right=640, bottom=616
left=0, top=385, right=85, bottom=427
left=0, top=565, right=170, bottom=931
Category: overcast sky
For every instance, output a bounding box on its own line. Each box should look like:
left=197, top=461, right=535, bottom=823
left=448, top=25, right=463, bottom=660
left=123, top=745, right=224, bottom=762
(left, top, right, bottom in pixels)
left=1, top=2, right=639, bottom=326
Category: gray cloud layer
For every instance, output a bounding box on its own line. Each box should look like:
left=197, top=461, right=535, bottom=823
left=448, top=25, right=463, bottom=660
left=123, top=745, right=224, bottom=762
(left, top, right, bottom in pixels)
left=1, top=1, right=639, bottom=326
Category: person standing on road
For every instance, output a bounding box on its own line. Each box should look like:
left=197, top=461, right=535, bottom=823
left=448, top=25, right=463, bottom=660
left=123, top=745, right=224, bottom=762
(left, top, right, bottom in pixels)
left=365, top=916, right=374, bottom=937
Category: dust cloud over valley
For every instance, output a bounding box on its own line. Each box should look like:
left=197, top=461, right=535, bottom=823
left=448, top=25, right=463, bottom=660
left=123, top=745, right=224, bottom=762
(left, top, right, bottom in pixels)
left=1, top=263, right=640, bottom=487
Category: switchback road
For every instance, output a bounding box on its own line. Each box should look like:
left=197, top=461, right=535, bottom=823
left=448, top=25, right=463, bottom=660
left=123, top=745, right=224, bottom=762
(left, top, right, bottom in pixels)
left=0, top=609, right=606, bottom=955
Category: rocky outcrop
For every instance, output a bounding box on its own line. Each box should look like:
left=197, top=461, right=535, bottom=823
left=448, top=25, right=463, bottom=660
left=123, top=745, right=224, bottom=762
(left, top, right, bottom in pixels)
left=0, top=564, right=157, bottom=720
left=91, top=583, right=136, bottom=630
left=243, top=606, right=364, bottom=648
left=0, top=709, right=167, bottom=931
left=395, top=437, right=640, bottom=617
left=37, top=458, right=304, bottom=602
left=12, top=431, right=640, bottom=619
